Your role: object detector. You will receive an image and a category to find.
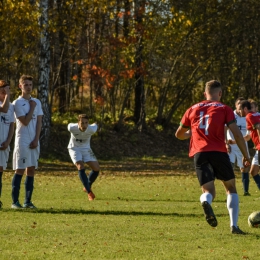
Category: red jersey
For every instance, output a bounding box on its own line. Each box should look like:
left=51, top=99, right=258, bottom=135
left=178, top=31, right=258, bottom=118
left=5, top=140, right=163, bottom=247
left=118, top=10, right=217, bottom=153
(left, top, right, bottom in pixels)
left=180, top=100, right=235, bottom=157
left=246, top=112, right=260, bottom=150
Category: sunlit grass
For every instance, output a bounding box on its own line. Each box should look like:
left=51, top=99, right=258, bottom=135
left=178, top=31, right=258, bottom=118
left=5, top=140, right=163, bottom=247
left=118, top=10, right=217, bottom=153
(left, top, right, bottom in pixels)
left=0, top=159, right=260, bottom=259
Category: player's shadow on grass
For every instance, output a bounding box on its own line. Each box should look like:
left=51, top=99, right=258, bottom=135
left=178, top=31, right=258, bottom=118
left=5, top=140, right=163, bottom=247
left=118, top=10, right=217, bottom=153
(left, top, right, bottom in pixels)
left=4, top=208, right=198, bottom=217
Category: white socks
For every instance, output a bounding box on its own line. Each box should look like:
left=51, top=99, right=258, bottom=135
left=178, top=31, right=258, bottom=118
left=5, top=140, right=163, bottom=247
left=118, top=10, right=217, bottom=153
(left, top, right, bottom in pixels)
left=200, top=192, right=213, bottom=204
left=227, top=193, right=239, bottom=227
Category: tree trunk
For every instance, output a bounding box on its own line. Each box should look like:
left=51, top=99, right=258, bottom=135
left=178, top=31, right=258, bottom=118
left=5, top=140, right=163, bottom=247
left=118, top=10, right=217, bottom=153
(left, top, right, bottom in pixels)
left=134, top=0, right=146, bottom=131
left=38, top=0, right=51, bottom=150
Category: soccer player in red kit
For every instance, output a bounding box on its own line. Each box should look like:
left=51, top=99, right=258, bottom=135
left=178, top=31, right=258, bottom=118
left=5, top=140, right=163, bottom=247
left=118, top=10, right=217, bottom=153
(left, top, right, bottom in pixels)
left=175, top=80, right=250, bottom=234
left=240, top=100, right=260, bottom=189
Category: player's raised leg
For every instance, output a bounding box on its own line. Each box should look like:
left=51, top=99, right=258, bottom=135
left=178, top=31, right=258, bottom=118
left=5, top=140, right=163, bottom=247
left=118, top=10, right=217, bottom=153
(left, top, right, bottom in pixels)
left=200, top=181, right=218, bottom=227
left=76, top=160, right=91, bottom=193
left=86, top=161, right=100, bottom=189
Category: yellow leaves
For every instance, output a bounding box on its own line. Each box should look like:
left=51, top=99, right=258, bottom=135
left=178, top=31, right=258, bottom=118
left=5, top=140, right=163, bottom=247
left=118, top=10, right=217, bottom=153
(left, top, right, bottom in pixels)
left=186, top=20, right=192, bottom=26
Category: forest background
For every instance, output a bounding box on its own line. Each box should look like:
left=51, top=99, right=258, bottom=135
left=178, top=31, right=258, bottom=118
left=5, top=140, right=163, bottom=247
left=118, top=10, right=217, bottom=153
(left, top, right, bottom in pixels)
left=1, top=0, right=259, bottom=158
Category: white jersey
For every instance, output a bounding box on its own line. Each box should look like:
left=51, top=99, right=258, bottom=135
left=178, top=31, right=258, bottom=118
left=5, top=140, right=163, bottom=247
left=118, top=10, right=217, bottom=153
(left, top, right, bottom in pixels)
left=227, top=110, right=247, bottom=145
left=13, top=96, right=43, bottom=147
left=0, top=102, right=14, bottom=146
left=67, top=123, right=97, bottom=149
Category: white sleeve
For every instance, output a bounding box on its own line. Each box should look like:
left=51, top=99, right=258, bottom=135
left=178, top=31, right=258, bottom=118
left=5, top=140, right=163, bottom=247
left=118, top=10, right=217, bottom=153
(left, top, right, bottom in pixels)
left=10, top=104, right=14, bottom=123
left=89, top=123, right=98, bottom=134
left=13, top=100, right=26, bottom=118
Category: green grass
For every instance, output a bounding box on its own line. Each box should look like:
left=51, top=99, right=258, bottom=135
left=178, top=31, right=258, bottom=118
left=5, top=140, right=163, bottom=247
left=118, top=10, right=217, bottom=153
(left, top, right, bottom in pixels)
left=1, top=159, right=260, bottom=259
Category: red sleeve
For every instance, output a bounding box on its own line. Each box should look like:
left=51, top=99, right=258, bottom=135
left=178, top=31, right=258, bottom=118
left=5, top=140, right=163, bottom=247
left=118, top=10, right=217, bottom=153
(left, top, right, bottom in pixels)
left=248, top=113, right=260, bottom=128
left=180, top=108, right=191, bottom=128
left=246, top=114, right=253, bottom=130
left=225, top=106, right=236, bottom=125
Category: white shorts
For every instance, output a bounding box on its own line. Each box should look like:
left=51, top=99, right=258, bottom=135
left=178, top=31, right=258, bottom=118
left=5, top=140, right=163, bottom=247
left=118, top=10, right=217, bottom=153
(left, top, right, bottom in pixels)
left=13, top=145, right=40, bottom=170
left=228, top=144, right=249, bottom=168
left=0, top=147, right=10, bottom=170
left=252, top=151, right=259, bottom=166
left=68, top=148, right=97, bottom=164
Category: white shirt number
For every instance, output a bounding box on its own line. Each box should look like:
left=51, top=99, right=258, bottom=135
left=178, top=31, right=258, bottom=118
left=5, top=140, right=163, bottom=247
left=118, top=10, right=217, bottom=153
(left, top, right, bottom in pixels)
left=199, top=112, right=209, bottom=135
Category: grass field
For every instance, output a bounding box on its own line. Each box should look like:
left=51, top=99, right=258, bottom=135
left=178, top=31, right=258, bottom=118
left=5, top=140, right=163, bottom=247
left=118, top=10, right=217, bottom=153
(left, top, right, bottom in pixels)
left=0, top=157, right=260, bottom=260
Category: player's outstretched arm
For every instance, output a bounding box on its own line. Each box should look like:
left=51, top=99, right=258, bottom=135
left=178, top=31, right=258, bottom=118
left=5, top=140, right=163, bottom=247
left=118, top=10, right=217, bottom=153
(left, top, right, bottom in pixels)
left=175, top=126, right=191, bottom=140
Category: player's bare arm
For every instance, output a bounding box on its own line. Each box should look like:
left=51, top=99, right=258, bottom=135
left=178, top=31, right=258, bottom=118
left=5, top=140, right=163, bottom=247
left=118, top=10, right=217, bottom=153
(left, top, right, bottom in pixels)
left=227, top=133, right=251, bottom=144
left=0, top=86, right=10, bottom=113
left=30, top=115, right=42, bottom=149
left=254, top=124, right=260, bottom=143
left=244, top=134, right=251, bottom=142
left=0, top=122, right=14, bottom=150
left=224, top=125, right=232, bottom=153
left=175, top=126, right=191, bottom=140
left=17, top=100, right=37, bottom=126
left=228, top=122, right=250, bottom=166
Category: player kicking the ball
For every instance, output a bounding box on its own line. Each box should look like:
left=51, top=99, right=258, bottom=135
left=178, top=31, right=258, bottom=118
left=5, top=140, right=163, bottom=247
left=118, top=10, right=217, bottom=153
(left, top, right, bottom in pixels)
left=175, top=80, right=250, bottom=234
left=67, top=114, right=100, bottom=201
left=0, top=81, right=14, bottom=208
left=12, top=75, right=43, bottom=209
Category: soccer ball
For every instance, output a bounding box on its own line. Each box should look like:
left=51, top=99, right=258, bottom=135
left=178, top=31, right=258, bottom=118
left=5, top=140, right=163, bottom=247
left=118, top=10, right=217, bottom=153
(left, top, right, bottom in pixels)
left=248, top=211, right=260, bottom=228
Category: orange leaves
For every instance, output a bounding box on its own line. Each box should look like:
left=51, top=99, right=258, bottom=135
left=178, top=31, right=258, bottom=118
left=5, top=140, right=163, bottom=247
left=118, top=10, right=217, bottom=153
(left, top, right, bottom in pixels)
left=89, top=65, right=115, bottom=90
left=117, top=11, right=131, bottom=18
left=77, top=59, right=84, bottom=65
left=120, top=69, right=135, bottom=79
left=94, top=96, right=104, bottom=106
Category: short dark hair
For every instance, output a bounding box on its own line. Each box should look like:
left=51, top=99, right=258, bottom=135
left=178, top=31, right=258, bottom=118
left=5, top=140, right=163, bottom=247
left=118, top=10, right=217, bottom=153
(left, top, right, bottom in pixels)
left=205, top=80, right=222, bottom=93
left=240, top=100, right=251, bottom=110
left=235, top=97, right=246, bottom=103
left=78, top=114, right=89, bottom=121
left=0, top=80, right=9, bottom=88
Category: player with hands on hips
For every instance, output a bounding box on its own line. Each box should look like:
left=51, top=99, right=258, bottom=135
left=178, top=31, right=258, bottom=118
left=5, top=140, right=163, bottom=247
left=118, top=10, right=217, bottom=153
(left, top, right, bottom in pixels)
left=0, top=80, right=15, bottom=208
left=175, top=80, right=250, bottom=235
left=67, top=114, right=100, bottom=201
left=11, top=75, right=43, bottom=209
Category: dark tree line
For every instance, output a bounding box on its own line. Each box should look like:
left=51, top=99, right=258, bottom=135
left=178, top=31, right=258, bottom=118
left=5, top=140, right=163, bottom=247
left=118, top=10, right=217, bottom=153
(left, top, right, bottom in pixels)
left=1, top=0, right=260, bottom=148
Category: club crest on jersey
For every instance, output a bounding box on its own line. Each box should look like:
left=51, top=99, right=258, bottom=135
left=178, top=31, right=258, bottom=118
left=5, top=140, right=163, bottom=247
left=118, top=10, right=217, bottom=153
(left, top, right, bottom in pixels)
left=0, top=115, right=10, bottom=124
left=19, top=157, right=27, bottom=164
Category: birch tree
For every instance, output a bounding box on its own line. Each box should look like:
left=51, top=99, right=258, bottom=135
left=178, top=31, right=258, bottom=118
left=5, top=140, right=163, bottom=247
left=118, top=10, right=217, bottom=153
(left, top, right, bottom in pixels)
left=38, top=0, right=51, bottom=149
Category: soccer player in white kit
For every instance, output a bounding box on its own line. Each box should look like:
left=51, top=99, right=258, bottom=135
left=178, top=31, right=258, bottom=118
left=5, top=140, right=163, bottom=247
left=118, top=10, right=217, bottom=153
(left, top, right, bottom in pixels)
left=67, top=114, right=100, bottom=201
left=226, top=97, right=250, bottom=196
left=11, top=75, right=43, bottom=209
left=0, top=81, right=14, bottom=208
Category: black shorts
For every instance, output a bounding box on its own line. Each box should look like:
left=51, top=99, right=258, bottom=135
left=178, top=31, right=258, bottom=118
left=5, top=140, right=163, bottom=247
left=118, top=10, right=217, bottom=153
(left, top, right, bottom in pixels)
left=194, top=151, right=235, bottom=186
